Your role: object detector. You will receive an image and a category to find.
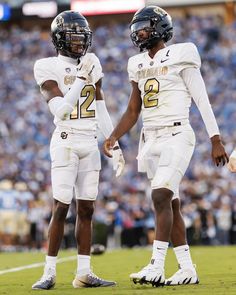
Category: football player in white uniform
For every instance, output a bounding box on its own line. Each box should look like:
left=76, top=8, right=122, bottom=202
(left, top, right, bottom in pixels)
left=103, top=6, right=228, bottom=287
left=32, top=10, right=124, bottom=290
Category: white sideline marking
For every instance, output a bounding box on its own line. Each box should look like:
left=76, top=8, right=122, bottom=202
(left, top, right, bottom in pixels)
left=0, top=255, right=76, bottom=275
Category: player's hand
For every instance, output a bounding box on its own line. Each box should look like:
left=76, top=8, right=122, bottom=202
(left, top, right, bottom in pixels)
left=103, top=138, right=125, bottom=177
left=112, top=146, right=125, bottom=177
left=103, top=136, right=116, bottom=158
left=211, top=136, right=229, bottom=166
left=227, top=150, right=236, bottom=172
left=78, top=60, right=95, bottom=84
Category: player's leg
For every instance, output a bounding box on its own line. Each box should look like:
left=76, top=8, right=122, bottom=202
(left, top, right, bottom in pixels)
left=165, top=197, right=199, bottom=285
left=32, top=200, right=70, bottom=290
left=32, top=144, right=78, bottom=290
left=48, top=200, right=70, bottom=255
left=72, top=149, right=116, bottom=288
left=74, top=199, right=115, bottom=287
left=131, top=126, right=195, bottom=287
left=171, top=197, right=187, bottom=246
left=76, top=197, right=95, bottom=272
left=131, top=144, right=176, bottom=287
left=130, top=187, right=173, bottom=287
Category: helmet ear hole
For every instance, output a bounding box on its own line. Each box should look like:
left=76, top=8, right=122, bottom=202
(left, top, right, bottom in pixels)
left=57, top=41, right=64, bottom=50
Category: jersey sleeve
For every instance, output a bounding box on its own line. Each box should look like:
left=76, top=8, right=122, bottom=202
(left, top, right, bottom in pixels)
left=34, top=58, right=58, bottom=86
left=127, top=57, right=138, bottom=83
left=181, top=67, right=220, bottom=138
left=176, top=43, right=201, bottom=73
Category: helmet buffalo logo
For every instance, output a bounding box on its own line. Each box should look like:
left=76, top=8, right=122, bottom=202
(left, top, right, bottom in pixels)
left=56, top=16, right=64, bottom=27
left=154, top=7, right=164, bottom=15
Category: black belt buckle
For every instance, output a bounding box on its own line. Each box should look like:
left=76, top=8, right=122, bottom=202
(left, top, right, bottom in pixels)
left=173, top=122, right=181, bottom=126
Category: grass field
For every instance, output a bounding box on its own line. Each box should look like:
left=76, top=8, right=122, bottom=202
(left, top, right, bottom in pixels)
left=0, top=246, right=236, bottom=295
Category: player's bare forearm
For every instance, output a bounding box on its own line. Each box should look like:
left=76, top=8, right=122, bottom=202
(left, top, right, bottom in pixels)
left=112, top=109, right=139, bottom=141
left=210, top=134, right=229, bottom=166
left=41, top=80, right=63, bottom=102
left=103, top=81, right=141, bottom=157
left=103, top=109, right=139, bottom=157
left=110, top=80, right=142, bottom=141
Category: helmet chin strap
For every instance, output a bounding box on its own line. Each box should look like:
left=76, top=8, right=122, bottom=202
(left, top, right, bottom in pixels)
left=139, top=37, right=160, bottom=51
left=64, top=48, right=83, bottom=60
left=58, top=50, right=82, bottom=66
left=146, top=38, right=160, bottom=49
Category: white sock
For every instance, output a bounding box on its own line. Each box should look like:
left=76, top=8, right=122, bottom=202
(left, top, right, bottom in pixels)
left=174, top=245, right=194, bottom=269
left=151, top=240, right=169, bottom=270
left=77, top=255, right=91, bottom=276
left=45, top=255, right=57, bottom=274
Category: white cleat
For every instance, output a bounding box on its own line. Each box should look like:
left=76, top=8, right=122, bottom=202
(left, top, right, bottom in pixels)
left=72, top=271, right=116, bottom=288
left=32, top=268, right=56, bottom=290
left=130, top=263, right=165, bottom=287
left=165, top=265, right=199, bottom=286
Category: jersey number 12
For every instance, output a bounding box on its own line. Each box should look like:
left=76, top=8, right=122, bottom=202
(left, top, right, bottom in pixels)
left=70, top=85, right=95, bottom=119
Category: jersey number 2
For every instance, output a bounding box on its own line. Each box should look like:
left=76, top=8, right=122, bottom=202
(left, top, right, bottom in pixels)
left=70, top=85, right=95, bottom=119
left=143, top=78, right=159, bottom=108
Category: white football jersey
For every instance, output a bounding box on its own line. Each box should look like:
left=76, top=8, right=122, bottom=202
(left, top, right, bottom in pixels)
left=128, top=42, right=201, bottom=127
left=34, top=53, right=103, bottom=132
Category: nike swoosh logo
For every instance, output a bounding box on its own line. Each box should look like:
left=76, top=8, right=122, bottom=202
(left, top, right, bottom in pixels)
left=160, top=59, right=169, bottom=63
left=172, top=132, right=182, bottom=136
left=161, top=50, right=170, bottom=63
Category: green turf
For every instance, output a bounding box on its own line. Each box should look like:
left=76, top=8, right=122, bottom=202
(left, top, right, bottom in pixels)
left=0, top=246, right=236, bottom=294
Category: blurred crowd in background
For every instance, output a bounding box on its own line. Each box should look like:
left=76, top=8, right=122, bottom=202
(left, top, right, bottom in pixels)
left=0, top=13, right=236, bottom=251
